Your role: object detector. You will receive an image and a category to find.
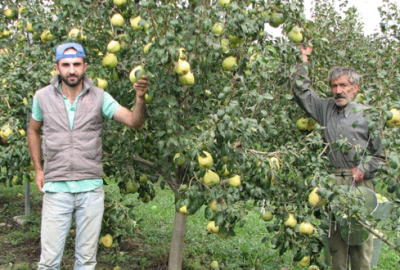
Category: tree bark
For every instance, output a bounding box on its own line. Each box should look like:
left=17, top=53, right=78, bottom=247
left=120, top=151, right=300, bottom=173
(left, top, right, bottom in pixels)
left=168, top=212, right=188, bottom=270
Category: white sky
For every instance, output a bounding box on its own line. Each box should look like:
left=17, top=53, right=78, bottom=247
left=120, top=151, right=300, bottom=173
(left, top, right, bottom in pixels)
left=267, top=0, right=400, bottom=36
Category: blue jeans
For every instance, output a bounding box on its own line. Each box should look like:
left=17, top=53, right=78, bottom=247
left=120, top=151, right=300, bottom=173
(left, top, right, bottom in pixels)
left=38, top=186, right=104, bottom=270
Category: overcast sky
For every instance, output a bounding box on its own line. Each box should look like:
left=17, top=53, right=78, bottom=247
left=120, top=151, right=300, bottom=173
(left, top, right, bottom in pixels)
left=267, top=0, right=400, bottom=36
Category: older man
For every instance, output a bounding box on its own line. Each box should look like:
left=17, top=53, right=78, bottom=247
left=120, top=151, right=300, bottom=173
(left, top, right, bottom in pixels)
left=27, top=42, right=148, bottom=269
left=293, top=44, right=383, bottom=270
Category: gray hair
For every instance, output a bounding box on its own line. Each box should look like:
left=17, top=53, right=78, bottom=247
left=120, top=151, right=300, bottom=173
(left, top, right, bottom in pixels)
left=328, top=67, right=362, bottom=86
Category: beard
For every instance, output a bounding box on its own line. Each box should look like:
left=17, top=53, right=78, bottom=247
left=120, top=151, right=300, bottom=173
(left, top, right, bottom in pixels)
left=59, top=72, right=85, bottom=87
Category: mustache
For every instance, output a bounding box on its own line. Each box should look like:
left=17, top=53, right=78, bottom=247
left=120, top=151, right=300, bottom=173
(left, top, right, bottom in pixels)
left=334, top=93, right=347, bottom=99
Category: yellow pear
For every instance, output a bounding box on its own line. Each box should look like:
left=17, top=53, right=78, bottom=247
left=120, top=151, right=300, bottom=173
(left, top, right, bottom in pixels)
left=18, top=129, right=26, bottom=137
left=210, top=261, right=219, bottom=269
left=220, top=39, right=230, bottom=54
left=1, top=127, right=13, bottom=140
left=113, top=0, right=127, bottom=7
left=209, top=199, right=218, bottom=211
left=102, top=53, right=118, bottom=69
left=179, top=71, right=195, bottom=85
left=68, top=28, right=81, bottom=40
left=96, top=78, right=108, bottom=89
left=143, top=42, right=152, bottom=54
left=299, top=222, right=314, bottom=235
left=131, top=16, right=143, bottom=30
left=179, top=205, right=188, bottom=215
left=212, top=23, right=224, bottom=35
left=222, top=56, right=237, bottom=72
left=228, top=175, right=241, bottom=187
left=111, top=13, right=125, bottom=27
left=308, top=187, right=326, bottom=207
left=4, top=9, right=18, bottom=20
left=129, top=65, right=145, bottom=83
left=174, top=59, right=191, bottom=76
left=197, top=151, right=213, bottom=169
left=18, top=6, right=27, bottom=15
left=218, top=164, right=230, bottom=177
left=298, top=256, right=310, bottom=267
left=269, top=157, right=280, bottom=170
left=386, top=108, right=400, bottom=127
left=207, top=221, right=219, bottom=233
left=40, top=30, right=53, bottom=43
left=99, top=234, right=113, bottom=248
left=26, top=22, right=34, bottom=33
left=204, top=170, right=220, bottom=187
left=217, top=0, right=230, bottom=7
left=107, top=40, right=121, bottom=53
left=284, top=213, right=297, bottom=228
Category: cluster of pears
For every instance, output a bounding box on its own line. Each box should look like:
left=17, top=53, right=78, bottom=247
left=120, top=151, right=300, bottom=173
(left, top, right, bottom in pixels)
left=174, top=48, right=194, bottom=86
left=262, top=4, right=304, bottom=43
left=197, top=150, right=241, bottom=188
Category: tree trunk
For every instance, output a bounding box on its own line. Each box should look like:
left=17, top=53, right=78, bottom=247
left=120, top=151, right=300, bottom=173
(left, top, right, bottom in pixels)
left=168, top=212, right=188, bottom=270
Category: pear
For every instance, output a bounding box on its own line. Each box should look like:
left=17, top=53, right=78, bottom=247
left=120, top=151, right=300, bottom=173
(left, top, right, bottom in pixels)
left=386, top=108, right=400, bottom=127
left=179, top=205, right=188, bottom=215
left=197, top=151, right=213, bottom=169
left=143, top=42, right=152, bottom=54
left=284, top=213, right=297, bottom=228
left=173, top=153, right=186, bottom=166
left=204, top=170, right=220, bottom=187
left=179, top=71, right=195, bottom=85
left=261, top=210, right=273, bottom=221
left=96, top=78, right=108, bottom=89
left=298, top=256, right=310, bottom=267
left=126, top=180, right=138, bottom=193
left=102, top=53, right=118, bottom=69
left=129, top=65, right=145, bottom=83
left=299, top=222, right=314, bottom=234
left=174, top=59, right=190, bottom=76
left=308, top=187, right=326, bottom=206
left=207, top=221, right=219, bottom=233
left=210, top=261, right=219, bottom=269
left=99, top=234, right=113, bottom=248
left=131, top=16, right=143, bottom=31
left=111, top=13, right=124, bottom=27
left=222, top=56, right=237, bottom=71
left=107, top=40, right=121, bottom=53
left=228, top=175, right=241, bottom=187
left=211, top=23, right=223, bottom=35
left=288, top=26, right=303, bottom=43
left=269, top=11, right=285, bottom=28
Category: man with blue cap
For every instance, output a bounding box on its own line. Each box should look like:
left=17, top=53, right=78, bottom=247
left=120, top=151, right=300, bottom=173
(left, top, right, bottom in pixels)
left=27, top=42, right=149, bottom=269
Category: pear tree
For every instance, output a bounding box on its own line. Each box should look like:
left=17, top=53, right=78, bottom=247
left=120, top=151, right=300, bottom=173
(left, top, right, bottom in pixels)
left=1, top=0, right=400, bottom=269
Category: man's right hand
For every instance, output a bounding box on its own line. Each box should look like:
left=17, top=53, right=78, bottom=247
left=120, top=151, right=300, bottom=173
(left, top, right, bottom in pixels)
left=36, top=170, right=45, bottom=193
left=301, top=44, right=313, bottom=62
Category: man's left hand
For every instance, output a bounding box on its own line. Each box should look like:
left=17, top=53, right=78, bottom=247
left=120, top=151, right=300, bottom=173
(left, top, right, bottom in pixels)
left=134, top=75, right=149, bottom=99
left=351, top=167, right=364, bottom=185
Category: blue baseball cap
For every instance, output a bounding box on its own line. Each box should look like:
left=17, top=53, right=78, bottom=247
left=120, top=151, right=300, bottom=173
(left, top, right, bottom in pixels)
left=55, top=42, right=86, bottom=61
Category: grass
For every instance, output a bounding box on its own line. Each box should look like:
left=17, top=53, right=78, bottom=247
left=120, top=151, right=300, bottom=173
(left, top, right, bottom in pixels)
left=0, top=181, right=399, bottom=269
